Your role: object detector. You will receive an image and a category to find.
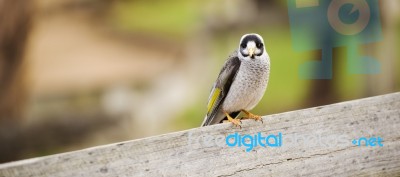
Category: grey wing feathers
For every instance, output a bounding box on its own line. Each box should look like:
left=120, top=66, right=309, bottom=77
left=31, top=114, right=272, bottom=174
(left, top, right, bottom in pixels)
left=201, top=50, right=241, bottom=126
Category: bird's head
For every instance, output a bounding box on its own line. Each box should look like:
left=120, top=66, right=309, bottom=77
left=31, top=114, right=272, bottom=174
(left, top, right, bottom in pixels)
left=238, top=33, right=266, bottom=61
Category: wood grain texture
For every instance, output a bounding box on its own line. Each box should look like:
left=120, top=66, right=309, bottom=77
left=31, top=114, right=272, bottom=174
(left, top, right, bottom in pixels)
left=0, top=92, right=399, bottom=177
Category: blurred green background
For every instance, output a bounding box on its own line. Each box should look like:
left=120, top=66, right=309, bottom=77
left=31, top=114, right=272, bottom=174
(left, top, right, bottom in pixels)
left=0, top=0, right=398, bottom=163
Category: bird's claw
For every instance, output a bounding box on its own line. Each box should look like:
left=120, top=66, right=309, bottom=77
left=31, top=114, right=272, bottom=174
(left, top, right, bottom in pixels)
left=245, top=115, right=263, bottom=123
left=228, top=118, right=242, bottom=129
left=242, top=110, right=263, bottom=124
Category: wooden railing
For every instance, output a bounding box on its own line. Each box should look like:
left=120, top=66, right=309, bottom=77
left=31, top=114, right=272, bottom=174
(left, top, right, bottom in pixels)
left=0, top=92, right=399, bottom=176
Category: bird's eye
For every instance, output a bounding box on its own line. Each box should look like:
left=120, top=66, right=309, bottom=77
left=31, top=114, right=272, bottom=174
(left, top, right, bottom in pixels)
left=256, top=43, right=263, bottom=48
left=241, top=43, right=247, bottom=48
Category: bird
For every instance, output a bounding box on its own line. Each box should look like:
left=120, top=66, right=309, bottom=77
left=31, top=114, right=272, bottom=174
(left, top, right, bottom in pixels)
left=201, top=33, right=270, bottom=128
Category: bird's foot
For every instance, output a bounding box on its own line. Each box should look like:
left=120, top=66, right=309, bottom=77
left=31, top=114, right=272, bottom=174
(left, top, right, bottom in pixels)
left=224, top=111, right=242, bottom=128
left=241, top=110, right=263, bottom=123
left=227, top=117, right=242, bottom=128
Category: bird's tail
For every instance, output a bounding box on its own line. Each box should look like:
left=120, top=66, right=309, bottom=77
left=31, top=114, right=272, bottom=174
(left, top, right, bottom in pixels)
left=201, top=111, right=241, bottom=127
left=200, top=115, right=208, bottom=127
left=201, top=111, right=223, bottom=126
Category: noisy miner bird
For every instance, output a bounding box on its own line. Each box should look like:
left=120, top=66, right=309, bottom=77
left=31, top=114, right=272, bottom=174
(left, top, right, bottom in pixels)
left=201, top=33, right=270, bottom=128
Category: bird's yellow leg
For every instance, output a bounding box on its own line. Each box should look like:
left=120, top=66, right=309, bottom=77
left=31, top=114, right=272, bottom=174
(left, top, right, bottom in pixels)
left=224, top=111, right=242, bottom=128
left=241, top=109, right=263, bottom=123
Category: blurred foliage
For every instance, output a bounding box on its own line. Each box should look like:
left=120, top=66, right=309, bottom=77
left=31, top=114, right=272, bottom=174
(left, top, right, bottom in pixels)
left=110, top=0, right=202, bottom=38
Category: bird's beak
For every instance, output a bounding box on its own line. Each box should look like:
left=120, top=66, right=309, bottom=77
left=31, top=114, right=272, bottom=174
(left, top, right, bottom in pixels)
left=248, top=47, right=255, bottom=58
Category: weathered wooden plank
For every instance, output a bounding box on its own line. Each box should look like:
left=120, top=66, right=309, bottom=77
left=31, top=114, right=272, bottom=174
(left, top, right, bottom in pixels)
left=0, top=92, right=399, bottom=177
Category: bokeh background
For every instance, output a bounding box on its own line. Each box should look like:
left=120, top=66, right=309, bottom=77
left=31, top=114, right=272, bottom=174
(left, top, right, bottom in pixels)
left=0, top=0, right=399, bottom=163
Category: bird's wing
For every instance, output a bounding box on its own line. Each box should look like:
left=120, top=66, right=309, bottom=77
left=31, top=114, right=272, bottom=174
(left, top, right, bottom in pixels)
left=202, top=51, right=241, bottom=126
